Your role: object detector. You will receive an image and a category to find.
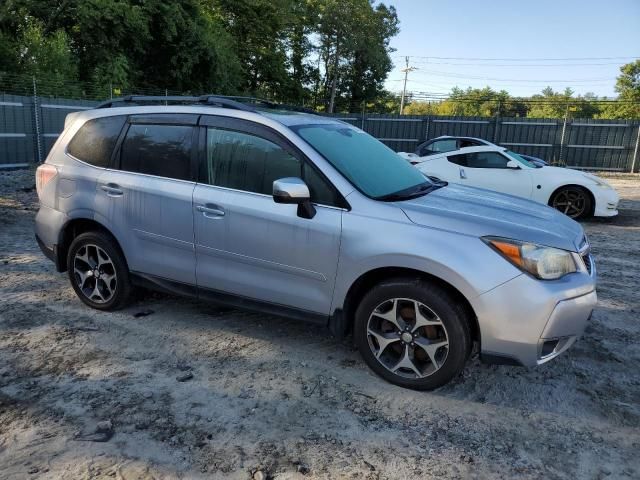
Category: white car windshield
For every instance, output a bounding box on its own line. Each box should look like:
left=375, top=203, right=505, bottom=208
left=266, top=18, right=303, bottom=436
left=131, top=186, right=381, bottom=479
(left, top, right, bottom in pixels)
left=505, top=150, right=536, bottom=168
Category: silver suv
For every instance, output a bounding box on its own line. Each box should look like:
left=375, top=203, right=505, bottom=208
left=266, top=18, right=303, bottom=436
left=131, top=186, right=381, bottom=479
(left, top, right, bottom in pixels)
left=34, top=96, right=597, bottom=390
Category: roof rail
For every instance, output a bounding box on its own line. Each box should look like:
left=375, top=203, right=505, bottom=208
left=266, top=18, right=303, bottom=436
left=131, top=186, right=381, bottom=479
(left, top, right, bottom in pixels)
left=198, top=95, right=256, bottom=112
left=95, top=94, right=314, bottom=114
left=96, top=95, right=257, bottom=112
left=96, top=95, right=199, bottom=109
left=215, top=95, right=315, bottom=114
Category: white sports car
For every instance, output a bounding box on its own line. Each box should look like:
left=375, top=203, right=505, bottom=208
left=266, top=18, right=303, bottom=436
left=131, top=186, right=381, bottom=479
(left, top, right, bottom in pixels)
left=399, top=146, right=619, bottom=219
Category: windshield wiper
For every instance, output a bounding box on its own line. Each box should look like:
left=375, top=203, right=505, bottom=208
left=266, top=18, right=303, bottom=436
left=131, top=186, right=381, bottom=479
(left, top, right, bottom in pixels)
left=376, top=182, right=443, bottom=202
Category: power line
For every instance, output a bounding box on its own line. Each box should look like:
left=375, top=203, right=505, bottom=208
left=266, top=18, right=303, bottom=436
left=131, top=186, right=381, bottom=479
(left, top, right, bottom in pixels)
left=397, top=93, right=640, bottom=105
left=398, top=79, right=615, bottom=90
left=409, top=69, right=616, bottom=83
left=404, top=60, right=631, bottom=67
left=392, top=55, right=639, bottom=62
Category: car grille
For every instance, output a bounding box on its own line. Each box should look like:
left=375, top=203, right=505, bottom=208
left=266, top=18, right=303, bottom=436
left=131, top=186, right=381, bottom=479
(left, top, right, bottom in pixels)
left=581, top=252, right=592, bottom=275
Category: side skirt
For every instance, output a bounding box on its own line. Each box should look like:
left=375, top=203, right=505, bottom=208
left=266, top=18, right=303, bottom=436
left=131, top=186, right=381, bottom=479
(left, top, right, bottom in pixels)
left=130, top=272, right=329, bottom=326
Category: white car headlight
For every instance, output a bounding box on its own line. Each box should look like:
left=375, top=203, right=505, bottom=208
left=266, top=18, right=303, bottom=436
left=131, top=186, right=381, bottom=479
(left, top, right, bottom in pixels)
left=483, top=237, right=578, bottom=280
left=584, top=173, right=612, bottom=189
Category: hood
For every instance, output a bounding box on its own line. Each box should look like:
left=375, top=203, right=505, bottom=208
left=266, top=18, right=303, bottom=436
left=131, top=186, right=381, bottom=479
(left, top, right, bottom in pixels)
left=399, top=184, right=585, bottom=252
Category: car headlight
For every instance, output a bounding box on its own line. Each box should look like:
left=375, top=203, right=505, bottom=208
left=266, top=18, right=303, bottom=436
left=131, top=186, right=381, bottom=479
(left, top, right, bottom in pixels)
left=483, top=237, right=578, bottom=280
left=584, top=174, right=612, bottom=189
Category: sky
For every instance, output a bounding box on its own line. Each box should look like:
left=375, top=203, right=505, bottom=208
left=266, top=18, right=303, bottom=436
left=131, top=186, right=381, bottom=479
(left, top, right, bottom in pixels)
left=384, top=0, right=640, bottom=98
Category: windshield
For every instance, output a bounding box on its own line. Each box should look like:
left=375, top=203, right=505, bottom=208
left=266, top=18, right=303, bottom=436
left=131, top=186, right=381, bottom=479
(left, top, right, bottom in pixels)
left=505, top=150, right=537, bottom=168
left=292, top=123, right=431, bottom=199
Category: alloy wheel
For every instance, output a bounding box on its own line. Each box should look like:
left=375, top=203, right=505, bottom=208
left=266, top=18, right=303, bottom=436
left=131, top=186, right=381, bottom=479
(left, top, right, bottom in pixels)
left=552, top=188, right=587, bottom=218
left=366, top=298, right=449, bottom=379
left=73, top=244, right=117, bottom=304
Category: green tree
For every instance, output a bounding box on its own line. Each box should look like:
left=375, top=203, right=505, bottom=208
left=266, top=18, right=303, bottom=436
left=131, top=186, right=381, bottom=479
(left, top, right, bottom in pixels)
left=598, top=60, right=640, bottom=119
left=0, top=11, right=79, bottom=97
left=212, top=0, right=293, bottom=97
left=316, top=0, right=398, bottom=112
left=527, top=87, right=600, bottom=118
left=344, top=3, right=398, bottom=111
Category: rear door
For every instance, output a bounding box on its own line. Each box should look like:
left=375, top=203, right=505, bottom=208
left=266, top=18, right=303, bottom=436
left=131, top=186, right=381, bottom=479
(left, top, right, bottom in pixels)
left=94, top=114, right=198, bottom=284
left=193, top=116, right=343, bottom=315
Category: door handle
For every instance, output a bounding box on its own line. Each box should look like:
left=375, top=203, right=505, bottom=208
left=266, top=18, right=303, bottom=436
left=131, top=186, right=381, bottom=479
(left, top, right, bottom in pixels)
left=100, top=183, right=123, bottom=196
left=459, top=168, right=467, bottom=179
left=196, top=204, right=225, bottom=218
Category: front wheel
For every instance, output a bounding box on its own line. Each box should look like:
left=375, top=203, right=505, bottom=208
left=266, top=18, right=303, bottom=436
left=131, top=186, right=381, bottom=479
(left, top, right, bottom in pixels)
left=354, top=278, right=471, bottom=390
left=66, top=231, right=132, bottom=311
left=550, top=186, right=592, bottom=219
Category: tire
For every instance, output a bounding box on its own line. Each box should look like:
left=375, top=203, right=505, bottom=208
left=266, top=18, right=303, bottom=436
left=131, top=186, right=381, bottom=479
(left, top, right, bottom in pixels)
left=66, top=231, right=132, bottom=311
left=354, top=278, right=471, bottom=390
left=550, top=186, right=593, bottom=220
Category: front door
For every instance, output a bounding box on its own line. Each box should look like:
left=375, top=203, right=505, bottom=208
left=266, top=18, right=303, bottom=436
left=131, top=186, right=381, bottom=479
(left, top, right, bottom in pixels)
left=446, top=151, right=533, bottom=198
left=193, top=117, right=343, bottom=315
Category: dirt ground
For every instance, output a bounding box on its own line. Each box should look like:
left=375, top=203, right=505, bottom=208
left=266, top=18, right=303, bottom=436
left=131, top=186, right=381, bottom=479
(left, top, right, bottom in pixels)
left=0, top=169, right=639, bottom=480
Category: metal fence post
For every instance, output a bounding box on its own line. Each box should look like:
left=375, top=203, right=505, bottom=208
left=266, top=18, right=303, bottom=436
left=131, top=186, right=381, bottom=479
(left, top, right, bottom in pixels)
left=631, top=122, right=640, bottom=173
left=425, top=115, right=431, bottom=141
left=558, top=103, right=569, bottom=165
left=32, top=76, right=43, bottom=164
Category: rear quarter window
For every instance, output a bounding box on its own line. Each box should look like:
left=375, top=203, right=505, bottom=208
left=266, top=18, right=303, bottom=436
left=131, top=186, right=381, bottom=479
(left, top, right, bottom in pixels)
left=67, top=116, right=126, bottom=167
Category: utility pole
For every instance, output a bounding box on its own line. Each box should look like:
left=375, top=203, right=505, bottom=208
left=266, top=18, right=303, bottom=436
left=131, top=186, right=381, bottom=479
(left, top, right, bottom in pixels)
left=399, top=56, right=417, bottom=115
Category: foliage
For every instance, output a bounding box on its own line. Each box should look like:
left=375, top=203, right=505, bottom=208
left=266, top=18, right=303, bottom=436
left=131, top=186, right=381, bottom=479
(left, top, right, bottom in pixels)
left=0, top=10, right=80, bottom=96
left=404, top=81, right=639, bottom=120
left=597, top=60, right=640, bottom=119
left=314, top=0, right=398, bottom=112
left=0, top=1, right=636, bottom=117
left=0, top=0, right=398, bottom=105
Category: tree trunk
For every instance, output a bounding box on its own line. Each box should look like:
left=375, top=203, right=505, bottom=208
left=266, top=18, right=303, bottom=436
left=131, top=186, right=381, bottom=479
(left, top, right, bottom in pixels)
left=327, top=35, right=340, bottom=113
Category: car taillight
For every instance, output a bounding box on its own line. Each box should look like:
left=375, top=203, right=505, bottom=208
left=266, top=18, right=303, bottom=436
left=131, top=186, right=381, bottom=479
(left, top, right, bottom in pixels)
left=36, top=164, right=58, bottom=197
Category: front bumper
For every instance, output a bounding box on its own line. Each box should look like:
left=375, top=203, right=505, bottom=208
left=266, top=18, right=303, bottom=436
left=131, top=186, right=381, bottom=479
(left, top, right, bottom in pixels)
left=472, top=267, right=597, bottom=367
left=593, top=187, right=619, bottom=217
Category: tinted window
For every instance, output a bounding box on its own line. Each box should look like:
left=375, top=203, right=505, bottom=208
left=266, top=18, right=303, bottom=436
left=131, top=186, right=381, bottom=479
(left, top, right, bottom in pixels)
left=201, top=127, right=341, bottom=206
left=448, top=154, right=468, bottom=166
left=67, top=115, right=125, bottom=167
left=448, top=152, right=510, bottom=169
left=292, top=123, right=430, bottom=199
left=459, top=139, right=483, bottom=148
left=120, top=124, right=193, bottom=180
left=428, top=139, right=458, bottom=153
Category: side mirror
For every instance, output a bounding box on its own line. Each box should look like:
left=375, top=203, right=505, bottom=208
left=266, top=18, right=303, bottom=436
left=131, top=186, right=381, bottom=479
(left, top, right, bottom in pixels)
left=273, top=177, right=316, bottom=219
left=506, top=160, right=521, bottom=170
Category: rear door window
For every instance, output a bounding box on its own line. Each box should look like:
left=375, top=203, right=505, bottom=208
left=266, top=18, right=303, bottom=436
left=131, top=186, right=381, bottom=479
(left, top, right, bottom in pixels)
left=67, top=115, right=126, bottom=167
left=120, top=124, right=194, bottom=181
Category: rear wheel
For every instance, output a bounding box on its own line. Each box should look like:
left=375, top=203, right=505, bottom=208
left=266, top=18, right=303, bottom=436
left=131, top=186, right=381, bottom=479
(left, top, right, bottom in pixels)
left=67, top=231, right=132, bottom=311
left=550, top=186, right=592, bottom=219
left=354, top=278, right=471, bottom=390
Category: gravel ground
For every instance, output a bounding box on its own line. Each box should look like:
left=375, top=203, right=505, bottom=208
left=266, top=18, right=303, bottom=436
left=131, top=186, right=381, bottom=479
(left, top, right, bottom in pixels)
left=0, top=168, right=639, bottom=479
